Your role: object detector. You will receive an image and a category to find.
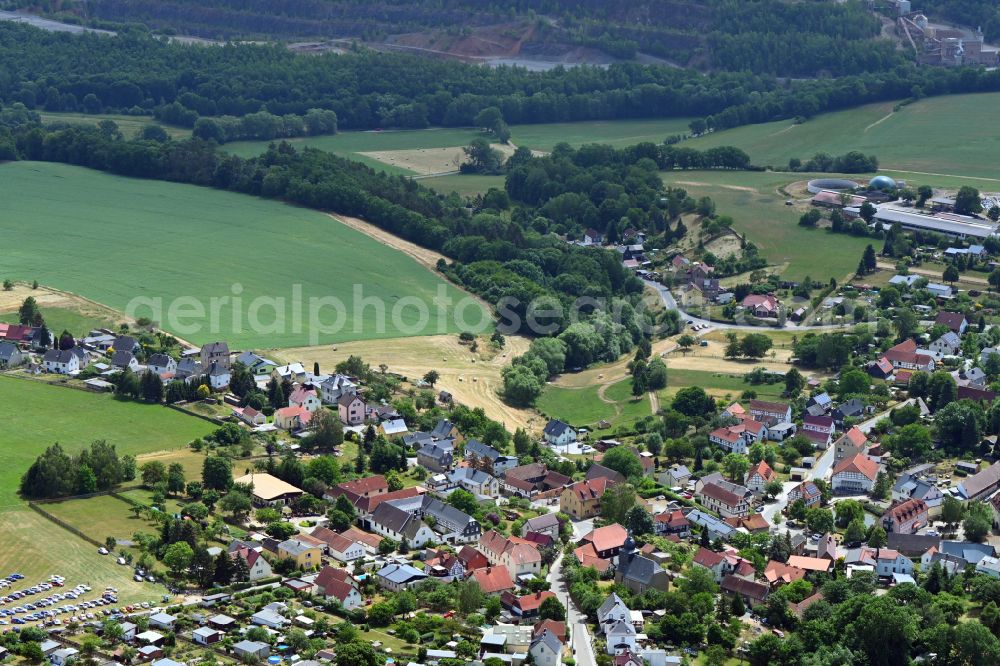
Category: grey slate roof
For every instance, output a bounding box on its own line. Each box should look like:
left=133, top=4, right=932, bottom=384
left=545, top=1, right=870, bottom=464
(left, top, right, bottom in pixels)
left=430, top=419, right=456, bottom=439
left=147, top=353, right=173, bottom=368
left=111, top=350, right=135, bottom=367
left=377, top=563, right=427, bottom=584
left=421, top=496, right=477, bottom=531
left=465, top=438, right=501, bottom=461
left=371, top=501, right=425, bottom=540
left=543, top=419, right=573, bottom=438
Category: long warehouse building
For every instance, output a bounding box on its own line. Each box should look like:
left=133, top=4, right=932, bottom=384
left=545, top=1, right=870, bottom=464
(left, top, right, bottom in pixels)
left=874, top=205, right=999, bottom=240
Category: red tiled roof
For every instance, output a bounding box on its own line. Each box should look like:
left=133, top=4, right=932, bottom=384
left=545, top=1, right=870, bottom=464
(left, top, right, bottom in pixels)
left=747, top=460, right=774, bottom=483
left=839, top=426, right=868, bottom=448
left=655, top=509, right=688, bottom=528
left=472, top=566, right=514, bottom=594
left=833, top=453, right=880, bottom=481
left=884, top=498, right=928, bottom=524
left=565, top=477, right=611, bottom=502
left=514, top=591, right=556, bottom=613
left=764, top=560, right=806, bottom=585
left=337, top=475, right=389, bottom=497
left=694, top=547, right=725, bottom=568
left=580, top=524, right=628, bottom=553
left=457, top=545, right=490, bottom=571
left=699, top=480, right=748, bottom=507
left=533, top=619, right=567, bottom=642
left=749, top=399, right=789, bottom=416
left=573, top=543, right=612, bottom=573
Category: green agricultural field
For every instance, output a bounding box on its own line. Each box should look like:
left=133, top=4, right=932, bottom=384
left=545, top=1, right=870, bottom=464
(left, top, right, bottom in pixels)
left=661, top=169, right=874, bottom=282
left=421, top=173, right=506, bottom=198
left=509, top=118, right=694, bottom=152
left=0, top=376, right=212, bottom=602
left=685, top=93, right=1000, bottom=183
left=0, top=161, right=488, bottom=347
left=0, top=306, right=119, bottom=337
left=537, top=379, right=651, bottom=430
left=40, top=112, right=190, bottom=140
left=223, top=127, right=484, bottom=171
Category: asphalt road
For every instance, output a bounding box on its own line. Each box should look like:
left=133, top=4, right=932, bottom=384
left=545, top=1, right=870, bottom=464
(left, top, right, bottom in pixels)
left=550, top=551, right=597, bottom=666
left=644, top=280, right=850, bottom=331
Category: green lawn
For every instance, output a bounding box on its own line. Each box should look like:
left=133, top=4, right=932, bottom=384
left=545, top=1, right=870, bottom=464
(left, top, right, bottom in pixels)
left=537, top=379, right=651, bottom=430
left=660, top=367, right=785, bottom=402
left=661, top=169, right=874, bottom=282
left=0, top=306, right=120, bottom=337
left=0, top=161, right=488, bottom=347
left=44, top=494, right=160, bottom=543
left=685, top=93, right=1000, bottom=182
left=0, top=376, right=213, bottom=602
left=0, top=376, right=214, bottom=510
left=40, top=112, right=190, bottom=140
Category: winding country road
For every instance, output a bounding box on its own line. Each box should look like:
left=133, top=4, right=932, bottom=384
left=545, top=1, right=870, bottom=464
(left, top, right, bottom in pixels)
left=644, top=280, right=853, bottom=332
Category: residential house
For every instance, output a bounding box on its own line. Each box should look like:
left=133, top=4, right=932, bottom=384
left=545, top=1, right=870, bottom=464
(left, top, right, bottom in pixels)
left=235, top=351, right=278, bottom=378
left=587, top=463, right=627, bottom=485
left=472, top=566, right=516, bottom=595
left=50, top=648, right=79, bottom=666
left=748, top=399, right=792, bottom=424
left=868, top=357, right=895, bottom=379
left=720, top=575, right=770, bottom=607
left=654, top=509, right=690, bottom=538
left=419, top=496, right=482, bottom=544
left=788, top=481, right=823, bottom=508
left=175, top=357, right=203, bottom=382
left=330, top=475, right=389, bottom=502
left=446, top=466, right=500, bottom=498
left=930, top=331, right=962, bottom=356
left=503, top=591, right=557, bottom=619
left=696, top=479, right=753, bottom=519
left=288, top=386, right=322, bottom=413
left=502, top=463, right=571, bottom=498
left=745, top=460, right=776, bottom=494
left=315, top=566, right=364, bottom=610
left=833, top=427, right=868, bottom=464
left=207, top=614, right=237, bottom=631
left=379, top=418, right=409, bottom=437
left=561, top=477, right=613, bottom=519
left=0, top=341, right=24, bottom=368
left=376, top=563, right=428, bottom=592
left=337, top=393, right=367, bottom=426
left=417, top=441, right=454, bottom=473
left=935, top=311, right=968, bottom=334
left=233, top=641, right=270, bottom=661
left=311, top=529, right=365, bottom=562
left=884, top=339, right=936, bottom=372
left=882, top=498, right=930, bottom=534
left=807, top=392, right=833, bottom=413
left=523, top=513, right=561, bottom=539
left=742, top=294, right=780, bottom=318
left=319, top=374, right=357, bottom=405
left=846, top=547, right=914, bottom=577
left=657, top=464, right=691, bottom=488
left=831, top=454, right=880, bottom=494
left=274, top=405, right=312, bottom=431
left=277, top=538, right=322, bottom=569
left=686, top=509, right=736, bottom=542
left=233, top=405, right=267, bottom=427
left=146, top=353, right=176, bottom=377
left=764, top=560, right=807, bottom=587
left=801, top=415, right=836, bottom=449
left=464, top=439, right=518, bottom=476
left=233, top=473, right=303, bottom=506
left=43, top=349, right=79, bottom=374
left=722, top=402, right=747, bottom=420
left=529, top=630, right=562, bottom=666
left=479, top=529, right=542, bottom=580
left=228, top=543, right=273, bottom=581
left=207, top=361, right=231, bottom=390
left=369, top=502, right=436, bottom=548
left=709, top=418, right=767, bottom=455
left=112, top=335, right=141, bottom=354
left=542, top=419, right=577, bottom=447
left=200, top=341, right=230, bottom=370
left=430, top=418, right=463, bottom=443
left=833, top=398, right=867, bottom=426
left=579, top=524, right=629, bottom=560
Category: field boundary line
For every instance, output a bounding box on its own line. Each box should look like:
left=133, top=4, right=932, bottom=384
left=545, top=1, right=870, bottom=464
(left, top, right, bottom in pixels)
left=864, top=111, right=895, bottom=132
left=27, top=501, right=104, bottom=548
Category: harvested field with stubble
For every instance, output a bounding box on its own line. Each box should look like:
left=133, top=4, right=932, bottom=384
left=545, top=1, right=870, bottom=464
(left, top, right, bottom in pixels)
left=359, top=143, right=517, bottom=175
left=275, top=333, right=538, bottom=432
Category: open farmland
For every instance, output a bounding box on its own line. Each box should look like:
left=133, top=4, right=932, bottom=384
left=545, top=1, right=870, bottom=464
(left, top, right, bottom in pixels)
left=662, top=170, right=874, bottom=282
left=0, top=376, right=213, bottom=601
left=685, top=93, right=1000, bottom=182
left=40, top=112, right=190, bottom=140
left=0, top=161, right=488, bottom=347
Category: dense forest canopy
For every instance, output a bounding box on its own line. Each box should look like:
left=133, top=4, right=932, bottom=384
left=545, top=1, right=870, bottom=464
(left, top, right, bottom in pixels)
left=3, top=22, right=1000, bottom=137
left=0, top=0, right=922, bottom=76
